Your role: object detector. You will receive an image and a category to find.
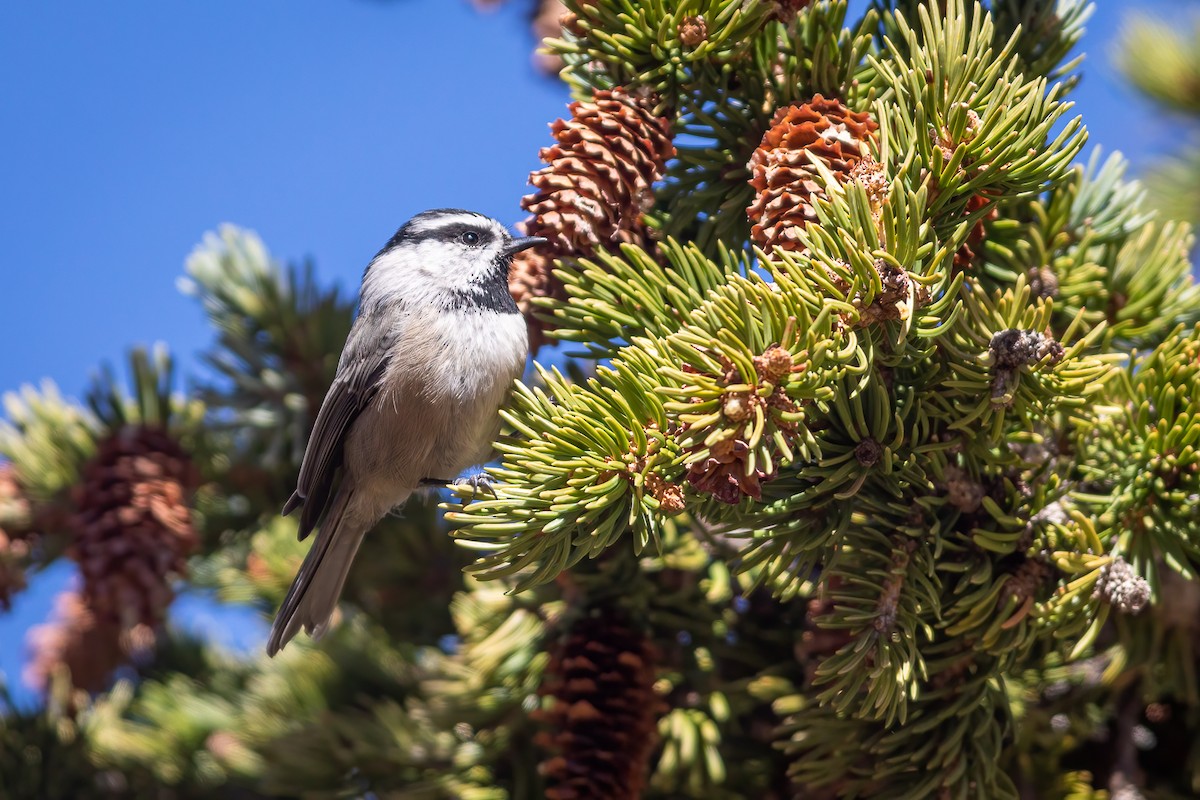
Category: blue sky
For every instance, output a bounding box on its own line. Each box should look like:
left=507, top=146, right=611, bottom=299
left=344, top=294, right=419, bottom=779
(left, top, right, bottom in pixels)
left=0, top=0, right=1189, bottom=704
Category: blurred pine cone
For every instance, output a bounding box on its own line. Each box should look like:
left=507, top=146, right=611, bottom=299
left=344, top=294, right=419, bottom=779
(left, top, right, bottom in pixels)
left=952, top=193, right=998, bottom=272
left=0, top=528, right=30, bottom=612
left=469, top=0, right=576, bottom=74
left=531, top=0, right=570, bottom=73
left=536, top=607, right=663, bottom=800
left=793, top=578, right=855, bottom=684
left=24, top=589, right=130, bottom=695
left=0, top=464, right=32, bottom=610
left=747, top=95, right=879, bottom=253
left=768, top=0, right=815, bottom=21
left=514, top=88, right=675, bottom=349
left=70, top=426, right=199, bottom=630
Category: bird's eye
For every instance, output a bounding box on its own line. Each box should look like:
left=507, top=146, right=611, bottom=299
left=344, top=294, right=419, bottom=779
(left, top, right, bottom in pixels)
left=460, top=230, right=481, bottom=246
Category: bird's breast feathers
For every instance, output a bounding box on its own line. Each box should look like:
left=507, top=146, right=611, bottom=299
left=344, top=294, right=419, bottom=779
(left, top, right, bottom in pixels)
left=397, top=309, right=527, bottom=403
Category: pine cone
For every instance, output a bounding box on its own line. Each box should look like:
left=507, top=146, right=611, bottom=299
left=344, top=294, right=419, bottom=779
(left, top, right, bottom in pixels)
left=514, top=88, right=674, bottom=349
left=1027, top=265, right=1060, bottom=300
left=522, top=88, right=673, bottom=254
left=71, top=426, right=199, bottom=630
left=747, top=95, right=879, bottom=254
left=0, top=529, right=29, bottom=612
left=0, top=464, right=32, bottom=610
left=794, top=578, right=854, bottom=684
left=471, top=0, right=588, bottom=74
left=509, top=231, right=563, bottom=353
left=531, top=0, right=570, bottom=74
left=1094, top=556, right=1151, bottom=614
left=768, top=0, right=815, bottom=21
left=24, top=590, right=129, bottom=695
left=952, top=193, right=997, bottom=272
left=536, top=607, right=663, bottom=800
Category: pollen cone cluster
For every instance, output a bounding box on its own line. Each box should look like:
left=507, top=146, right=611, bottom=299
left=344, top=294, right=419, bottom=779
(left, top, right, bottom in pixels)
left=747, top=95, right=879, bottom=253
left=535, top=607, right=662, bottom=800
left=683, top=346, right=799, bottom=504
left=71, top=425, right=199, bottom=630
left=511, top=88, right=675, bottom=350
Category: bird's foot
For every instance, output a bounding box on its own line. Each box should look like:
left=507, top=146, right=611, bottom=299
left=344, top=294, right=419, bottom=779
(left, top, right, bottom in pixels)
left=420, top=473, right=498, bottom=498
left=463, top=471, right=499, bottom=498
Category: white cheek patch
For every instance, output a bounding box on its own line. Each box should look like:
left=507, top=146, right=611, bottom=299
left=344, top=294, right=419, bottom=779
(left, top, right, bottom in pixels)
left=363, top=244, right=474, bottom=307
left=359, top=217, right=513, bottom=311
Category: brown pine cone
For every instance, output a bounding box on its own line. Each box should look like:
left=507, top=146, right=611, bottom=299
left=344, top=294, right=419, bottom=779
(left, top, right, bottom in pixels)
left=952, top=193, right=997, bottom=273
left=531, top=0, right=570, bottom=74
left=523, top=88, right=673, bottom=252
left=514, top=88, right=674, bottom=349
left=0, top=464, right=32, bottom=610
left=472, top=0, right=590, bottom=74
left=509, top=233, right=563, bottom=353
left=24, top=590, right=129, bottom=695
left=747, top=95, right=879, bottom=254
left=0, top=529, right=29, bottom=612
left=71, top=426, right=199, bottom=630
left=536, top=607, right=663, bottom=800
left=769, top=0, right=815, bottom=21
left=794, top=577, right=855, bottom=684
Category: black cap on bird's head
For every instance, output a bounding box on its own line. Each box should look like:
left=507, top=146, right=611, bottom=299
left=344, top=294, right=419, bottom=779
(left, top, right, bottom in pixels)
left=380, top=209, right=544, bottom=257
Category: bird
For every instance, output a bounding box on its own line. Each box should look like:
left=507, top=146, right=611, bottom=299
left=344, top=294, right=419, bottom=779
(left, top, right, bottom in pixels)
left=266, top=208, right=545, bottom=656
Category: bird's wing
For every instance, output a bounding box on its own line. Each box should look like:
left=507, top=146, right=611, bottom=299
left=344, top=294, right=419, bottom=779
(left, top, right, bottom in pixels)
left=283, top=316, right=393, bottom=541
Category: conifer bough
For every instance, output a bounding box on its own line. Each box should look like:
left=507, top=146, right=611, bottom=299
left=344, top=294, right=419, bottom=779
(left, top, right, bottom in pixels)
left=446, top=0, right=1200, bottom=797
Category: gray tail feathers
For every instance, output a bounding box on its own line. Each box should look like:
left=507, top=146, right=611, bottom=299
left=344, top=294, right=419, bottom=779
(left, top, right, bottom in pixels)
left=267, top=486, right=367, bottom=656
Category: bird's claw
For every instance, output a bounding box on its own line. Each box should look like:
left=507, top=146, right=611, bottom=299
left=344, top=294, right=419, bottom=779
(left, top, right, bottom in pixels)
left=464, top=472, right=498, bottom=498
left=420, top=474, right=498, bottom=498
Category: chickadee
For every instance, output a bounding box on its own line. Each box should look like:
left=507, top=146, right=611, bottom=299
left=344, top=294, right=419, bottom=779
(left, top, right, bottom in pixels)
left=266, top=209, right=544, bottom=655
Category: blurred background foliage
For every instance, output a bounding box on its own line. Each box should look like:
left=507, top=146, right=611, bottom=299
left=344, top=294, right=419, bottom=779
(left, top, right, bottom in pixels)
left=1118, top=11, right=1200, bottom=237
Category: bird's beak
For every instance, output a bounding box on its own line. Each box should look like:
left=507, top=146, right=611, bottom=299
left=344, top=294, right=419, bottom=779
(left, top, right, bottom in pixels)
left=502, top=236, right=548, bottom=257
